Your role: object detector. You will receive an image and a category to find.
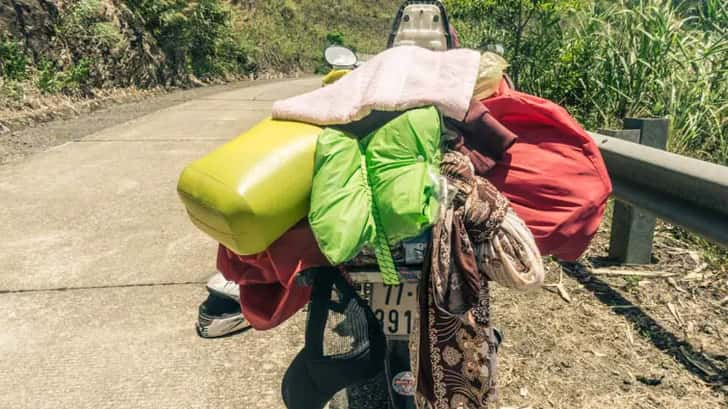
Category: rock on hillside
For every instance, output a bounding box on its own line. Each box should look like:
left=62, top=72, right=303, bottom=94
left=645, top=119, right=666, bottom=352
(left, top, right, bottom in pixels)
left=0, top=0, right=58, bottom=63
left=1, top=0, right=164, bottom=88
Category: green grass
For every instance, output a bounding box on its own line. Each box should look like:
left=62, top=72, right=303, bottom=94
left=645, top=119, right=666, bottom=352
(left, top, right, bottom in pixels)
left=0, top=36, right=28, bottom=81
left=231, top=0, right=400, bottom=73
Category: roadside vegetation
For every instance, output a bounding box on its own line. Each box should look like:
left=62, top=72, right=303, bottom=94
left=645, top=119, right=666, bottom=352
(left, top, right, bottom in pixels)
left=1, top=0, right=725, bottom=180
left=0, top=0, right=400, bottom=114
left=2, top=0, right=723, bottom=164
left=447, top=0, right=727, bottom=166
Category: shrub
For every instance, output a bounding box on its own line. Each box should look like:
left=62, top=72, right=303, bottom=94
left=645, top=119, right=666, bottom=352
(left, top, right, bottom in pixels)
left=35, top=58, right=93, bottom=95
left=126, top=0, right=254, bottom=83
left=326, top=31, right=346, bottom=46
left=0, top=36, right=29, bottom=81
left=0, top=80, right=25, bottom=102
left=36, top=60, right=64, bottom=94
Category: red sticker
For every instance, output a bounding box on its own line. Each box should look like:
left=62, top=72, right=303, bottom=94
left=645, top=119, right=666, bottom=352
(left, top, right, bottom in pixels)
left=392, top=371, right=415, bottom=396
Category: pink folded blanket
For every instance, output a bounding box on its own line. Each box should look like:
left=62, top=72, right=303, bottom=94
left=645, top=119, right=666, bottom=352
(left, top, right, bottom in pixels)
left=272, top=46, right=481, bottom=124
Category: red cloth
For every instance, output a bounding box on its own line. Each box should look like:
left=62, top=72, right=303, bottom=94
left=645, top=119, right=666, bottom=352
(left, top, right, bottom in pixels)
left=480, top=80, right=612, bottom=260
left=217, top=221, right=330, bottom=330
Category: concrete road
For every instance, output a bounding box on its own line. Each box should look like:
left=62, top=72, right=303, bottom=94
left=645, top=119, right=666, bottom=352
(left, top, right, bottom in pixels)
left=0, top=78, right=320, bottom=409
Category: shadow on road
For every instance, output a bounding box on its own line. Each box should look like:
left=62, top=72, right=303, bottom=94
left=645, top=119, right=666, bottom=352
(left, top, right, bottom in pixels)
left=560, top=261, right=727, bottom=395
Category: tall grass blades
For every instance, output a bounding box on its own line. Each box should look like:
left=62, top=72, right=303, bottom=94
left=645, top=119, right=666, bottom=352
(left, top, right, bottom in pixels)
left=546, top=1, right=728, bottom=165
left=447, top=0, right=727, bottom=166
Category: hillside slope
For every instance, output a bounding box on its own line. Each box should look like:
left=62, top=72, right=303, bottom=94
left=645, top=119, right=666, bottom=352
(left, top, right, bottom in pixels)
left=0, top=0, right=401, bottom=127
left=231, top=0, right=401, bottom=72
left=0, top=0, right=400, bottom=89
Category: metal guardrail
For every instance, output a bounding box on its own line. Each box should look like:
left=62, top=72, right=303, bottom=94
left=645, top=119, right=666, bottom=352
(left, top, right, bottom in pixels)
left=592, top=131, right=728, bottom=249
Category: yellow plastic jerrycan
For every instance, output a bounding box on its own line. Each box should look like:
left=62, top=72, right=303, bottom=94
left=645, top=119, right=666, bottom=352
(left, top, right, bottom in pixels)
left=177, top=118, right=322, bottom=255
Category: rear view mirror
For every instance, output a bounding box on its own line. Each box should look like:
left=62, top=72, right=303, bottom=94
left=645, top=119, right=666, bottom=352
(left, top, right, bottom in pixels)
left=324, top=45, right=358, bottom=68
left=483, top=43, right=505, bottom=55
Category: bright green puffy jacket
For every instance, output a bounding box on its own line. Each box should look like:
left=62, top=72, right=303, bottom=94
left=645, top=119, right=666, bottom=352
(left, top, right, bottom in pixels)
left=309, top=107, right=444, bottom=285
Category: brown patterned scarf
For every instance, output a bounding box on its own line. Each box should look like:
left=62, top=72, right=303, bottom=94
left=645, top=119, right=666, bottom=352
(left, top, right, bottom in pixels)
left=411, top=151, right=510, bottom=409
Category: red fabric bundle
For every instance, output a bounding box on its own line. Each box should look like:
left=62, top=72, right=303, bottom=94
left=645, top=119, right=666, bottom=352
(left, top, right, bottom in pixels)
left=480, top=80, right=612, bottom=260
left=217, top=221, right=329, bottom=330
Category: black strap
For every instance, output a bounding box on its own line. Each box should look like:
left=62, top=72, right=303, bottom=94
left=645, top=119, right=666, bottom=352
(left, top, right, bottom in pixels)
left=305, top=267, right=337, bottom=356
left=304, top=267, right=383, bottom=359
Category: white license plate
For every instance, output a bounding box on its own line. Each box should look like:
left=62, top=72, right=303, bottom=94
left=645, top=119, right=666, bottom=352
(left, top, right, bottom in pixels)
left=370, top=283, right=418, bottom=337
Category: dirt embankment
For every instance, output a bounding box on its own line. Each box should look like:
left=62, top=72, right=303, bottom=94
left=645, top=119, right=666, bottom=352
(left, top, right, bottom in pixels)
left=0, top=0, right=402, bottom=137
left=1, top=1, right=167, bottom=132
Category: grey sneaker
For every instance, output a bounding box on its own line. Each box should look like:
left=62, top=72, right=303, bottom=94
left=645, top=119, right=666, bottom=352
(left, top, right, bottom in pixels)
left=196, top=294, right=251, bottom=339
left=206, top=272, right=240, bottom=302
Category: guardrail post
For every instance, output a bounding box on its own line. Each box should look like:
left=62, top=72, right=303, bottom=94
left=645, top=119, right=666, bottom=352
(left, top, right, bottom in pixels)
left=600, top=118, right=669, bottom=264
